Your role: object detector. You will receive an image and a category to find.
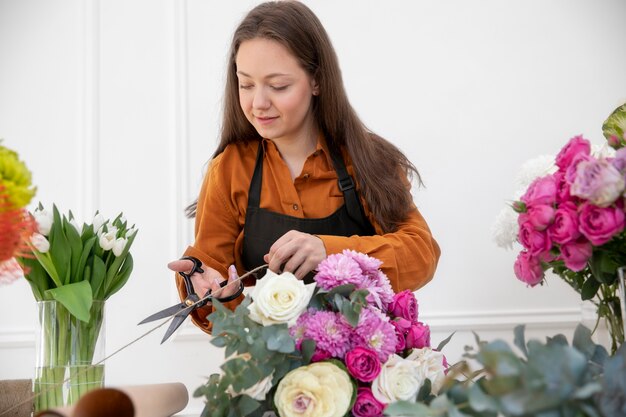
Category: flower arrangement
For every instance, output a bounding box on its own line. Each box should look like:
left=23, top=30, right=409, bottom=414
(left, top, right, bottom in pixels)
left=195, top=250, right=449, bottom=417
left=493, top=103, right=626, bottom=353
left=16, top=204, right=138, bottom=410
left=0, top=141, right=37, bottom=283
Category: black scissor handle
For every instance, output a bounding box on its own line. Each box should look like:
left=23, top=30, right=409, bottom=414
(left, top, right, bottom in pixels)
left=178, top=256, right=205, bottom=296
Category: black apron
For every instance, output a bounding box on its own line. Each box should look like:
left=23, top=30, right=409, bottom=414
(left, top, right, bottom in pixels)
left=241, top=141, right=375, bottom=282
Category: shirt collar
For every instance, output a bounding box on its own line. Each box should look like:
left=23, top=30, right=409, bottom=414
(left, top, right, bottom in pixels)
left=261, top=133, right=333, bottom=167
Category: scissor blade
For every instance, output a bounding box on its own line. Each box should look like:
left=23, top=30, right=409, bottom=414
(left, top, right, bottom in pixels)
left=138, top=303, right=186, bottom=325
left=161, top=313, right=188, bottom=344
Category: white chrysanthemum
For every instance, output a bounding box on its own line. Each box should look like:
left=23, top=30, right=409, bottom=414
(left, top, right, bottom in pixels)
left=513, top=154, right=556, bottom=194
left=592, top=142, right=615, bottom=158
left=491, top=206, right=519, bottom=249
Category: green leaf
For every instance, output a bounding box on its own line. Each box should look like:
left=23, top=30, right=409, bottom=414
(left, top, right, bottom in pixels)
left=384, top=401, right=434, bottom=416
left=233, top=395, right=261, bottom=417
left=63, top=216, right=83, bottom=283
left=48, top=206, right=71, bottom=285
left=76, top=236, right=97, bottom=279
left=45, top=280, right=93, bottom=322
left=30, top=250, right=62, bottom=287
left=341, top=300, right=360, bottom=327
left=437, top=331, right=456, bottom=352
left=104, top=253, right=134, bottom=299
left=581, top=276, right=601, bottom=300
left=468, top=382, right=499, bottom=412
left=513, top=325, right=528, bottom=358
left=301, top=339, right=316, bottom=364
left=90, top=255, right=107, bottom=299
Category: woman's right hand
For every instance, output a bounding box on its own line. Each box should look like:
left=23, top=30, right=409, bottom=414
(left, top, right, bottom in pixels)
left=167, top=259, right=240, bottom=300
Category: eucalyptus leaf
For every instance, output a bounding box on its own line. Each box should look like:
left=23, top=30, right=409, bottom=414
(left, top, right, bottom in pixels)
left=581, top=276, right=601, bottom=300
left=45, top=280, right=93, bottom=322
left=384, top=401, right=434, bottom=417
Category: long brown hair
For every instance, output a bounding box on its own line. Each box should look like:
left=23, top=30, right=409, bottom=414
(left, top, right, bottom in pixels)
left=187, top=1, right=422, bottom=232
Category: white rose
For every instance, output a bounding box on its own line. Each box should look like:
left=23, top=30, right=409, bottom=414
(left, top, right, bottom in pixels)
left=247, top=269, right=315, bottom=327
left=275, top=362, right=353, bottom=417
left=33, top=208, right=53, bottom=236
left=227, top=372, right=274, bottom=401
left=30, top=233, right=50, bottom=253
left=371, top=354, right=425, bottom=404
left=406, top=348, right=447, bottom=395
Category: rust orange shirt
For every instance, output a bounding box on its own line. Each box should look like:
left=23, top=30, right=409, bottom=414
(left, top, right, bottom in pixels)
left=178, top=137, right=440, bottom=333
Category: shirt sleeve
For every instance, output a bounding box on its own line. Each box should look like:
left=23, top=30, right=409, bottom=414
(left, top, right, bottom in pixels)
left=175, top=156, right=245, bottom=334
left=316, top=205, right=440, bottom=293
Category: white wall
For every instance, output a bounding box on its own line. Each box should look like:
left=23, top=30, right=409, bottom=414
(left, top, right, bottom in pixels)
left=1, top=0, right=625, bottom=414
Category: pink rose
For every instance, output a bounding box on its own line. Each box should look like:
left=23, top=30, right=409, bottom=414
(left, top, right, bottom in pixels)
left=579, top=202, right=626, bottom=246
left=345, top=347, right=382, bottom=382
left=405, top=322, right=430, bottom=349
left=560, top=238, right=592, bottom=271
left=520, top=176, right=557, bottom=206
left=514, top=250, right=544, bottom=286
left=518, top=221, right=552, bottom=255
left=554, top=171, right=574, bottom=203
left=390, top=321, right=407, bottom=353
left=352, top=387, right=386, bottom=417
left=555, top=135, right=591, bottom=171
left=548, top=202, right=580, bottom=245
left=310, top=349, right=332, bottom=363
left=565, top=153, right=593, bottom=185
left=388, top=290, right=418, bottom=322
left=526, top=204, right=556, bottom=231
left=612, top=147, right=626, bottom=173
left=571, top=158, right=625, bottom=207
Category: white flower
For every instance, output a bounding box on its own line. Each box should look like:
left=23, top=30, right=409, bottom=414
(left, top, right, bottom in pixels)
left=406, top=348, right=447, bottom=395
left=92, top=213, right=105, bottom=232
left=274, top=362, right=353, bottom=417
left=112, top=237, right=127, bottom=257
left=69, top=217, right=83, bottom=234
left=33, top=208, right=53, bottom=236
left=30, top=233, right=50, bottom=253
left=247, top=269, right=315, bottom=327
left=125, top=227, right=137, bottom=238
left=491, top=206, right=519, bottom=249
left=99, top=230, right=116, bottom=251
left=513, top=154, right=556, bottom=199
left=371, top=354, right=425, bottom=404
left=227, top=372, right=274, bottom=401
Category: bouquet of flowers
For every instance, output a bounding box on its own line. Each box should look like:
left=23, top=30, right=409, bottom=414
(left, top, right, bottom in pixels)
left=493, top=103, right=626, bottom=353
left=0, top=140, right=37, bottom=283
left=196, top=250, right=450, bottom=417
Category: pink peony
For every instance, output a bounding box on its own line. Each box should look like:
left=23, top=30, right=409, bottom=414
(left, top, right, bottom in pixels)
left=520, top=176, right=558, bottom=206
left=548, top=202, right=580, bottom=245
left=555, top=135, right=591, bottom=171
left=345, top=347, right=382, bottom=382
left=514, top=250, right=544, bottom=286
left=560, top=238, right=592, bottom=271
left=571, top=158, right=625, bottom=207
left=578, top=202, right=626, bottom=246
left=518, top=221, right=552, bottom=256
left=526, top=204, right=556, bottom=231
left=388, top=290, right=418, bottom=322
left=352, top=387, right=386, bottom=417
left=405, top=322, right=430, bottom=349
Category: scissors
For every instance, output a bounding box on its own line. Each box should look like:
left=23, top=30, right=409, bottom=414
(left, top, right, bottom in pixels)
left=138, top=256, right=242, bottom=343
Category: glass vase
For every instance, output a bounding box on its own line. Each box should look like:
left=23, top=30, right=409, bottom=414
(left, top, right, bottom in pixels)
left=33, top=300, right=106, bottom=412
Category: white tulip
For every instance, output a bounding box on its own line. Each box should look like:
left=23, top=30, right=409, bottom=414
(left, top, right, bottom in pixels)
left=69, top=217, right=83, bottom=235
left=112, top=237, right=127, bottom=257
left=99, top=230, right=116, bottom=251
left=30, top=233, right=50, bottom=253
left=125, top=227, right=137, bottom=238
left=92, top=213, right=105, bottom=232
left=247, top=270, right=315, bottom=327
left=33, top=209, right=53, bottom=236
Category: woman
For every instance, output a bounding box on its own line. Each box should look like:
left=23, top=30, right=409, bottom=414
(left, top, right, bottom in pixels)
left=168, top=1, right=440, bottom=333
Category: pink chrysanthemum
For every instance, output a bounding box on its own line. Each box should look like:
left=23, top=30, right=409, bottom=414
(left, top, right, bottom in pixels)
left=301, top=310, right=352, bottom=359
left=363, top=270, right=394, bottom=311
left=315, top=253, right=364, bottom=290
left=290, top=309, right=314, bottom=349
left=342, top=249, right=382, bottom=276
left=351, top=307, right=396, bottom=363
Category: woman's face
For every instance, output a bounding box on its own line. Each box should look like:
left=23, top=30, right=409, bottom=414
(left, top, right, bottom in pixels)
left=236, top=38, right=318, bottom=146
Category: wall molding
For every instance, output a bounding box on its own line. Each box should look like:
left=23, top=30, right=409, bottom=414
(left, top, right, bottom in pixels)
left=0, top=328, right=35, bottom=349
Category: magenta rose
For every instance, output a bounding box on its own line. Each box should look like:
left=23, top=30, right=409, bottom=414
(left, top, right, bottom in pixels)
left=527, top=204, right=556, bottom=231
left=554, top=171, right=574, bottom=203
left=560, top=238, right=592, bottom=271
left=514, top=250, right=544, bottom=286
left=310, top=349, right=332, bottom=363
left=548, top=202, right=580, bottom=245
left=518, top=221, right=552, bottom=255
left=579, top=202, right=626, bottom=246
left=388, top=289, right=418, bottom=322
left=390, top=321, right=407, bottom=353
left=520, top=175, right=558, bottom=206
left=571, top=158, right=625, bottom=207
left=352, top=387, right=386, bottom=417
left=405, top=322, right=430, bottom=349
left=555, top=135, right=591, bottom=171
left=345, top=347, right=382, bottom=382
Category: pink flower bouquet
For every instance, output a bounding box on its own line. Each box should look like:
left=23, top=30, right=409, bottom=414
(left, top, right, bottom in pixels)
left=197, top=250, right=449, bottom=417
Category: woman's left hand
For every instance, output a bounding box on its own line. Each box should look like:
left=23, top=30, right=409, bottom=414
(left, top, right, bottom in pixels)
left=263, top=230, right=327, bottom=279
